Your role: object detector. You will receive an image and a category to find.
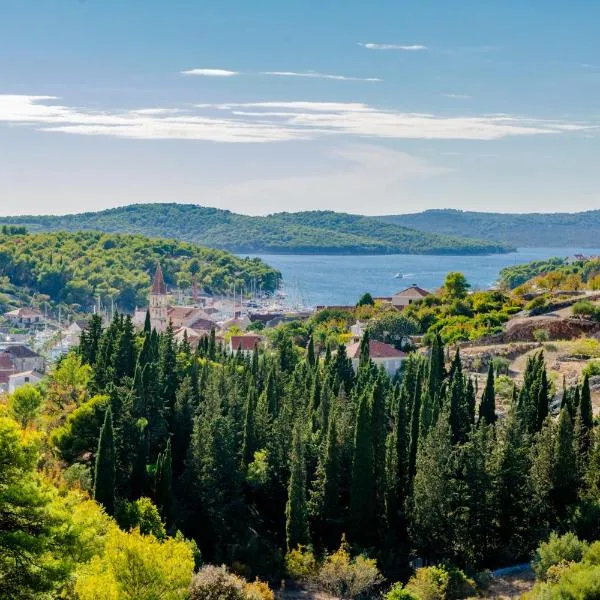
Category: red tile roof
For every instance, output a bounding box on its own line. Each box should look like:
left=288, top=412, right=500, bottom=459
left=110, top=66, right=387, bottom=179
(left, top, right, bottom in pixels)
left=346, top=339, right=406, bottom=359
left=230, top=335, right=261, bottom=352
left=151, top=263, right=167, bottom=295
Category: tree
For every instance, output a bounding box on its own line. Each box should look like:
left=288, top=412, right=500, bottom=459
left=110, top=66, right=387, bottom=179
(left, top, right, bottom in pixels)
left=286, top=422, right=309, bottom=551
left=356, top=292, right=375, bottom=307
left=94, top=406, right=116, bottom=515
left=442, top=272, right=470, bottom=300
left=349, top=391, right=376, bottom=546
left=0, top=417, right=74, bottom=599
left=74, top=527, right=194, bottom=600
left=155, top=439, right=173, bottom=526
left=359, top=329, right=371, bottom=369
left=552, top=408, right=577, bottom=516
left=367, top=312, right=419, bottom=349
left=478, top=363, right=497, bottom=426
left=8, top=384, right=43, bottom=427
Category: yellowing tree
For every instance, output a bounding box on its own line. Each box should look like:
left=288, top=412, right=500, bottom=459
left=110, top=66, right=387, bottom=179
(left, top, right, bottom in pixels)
left=75, top=527, right=194, bottom=600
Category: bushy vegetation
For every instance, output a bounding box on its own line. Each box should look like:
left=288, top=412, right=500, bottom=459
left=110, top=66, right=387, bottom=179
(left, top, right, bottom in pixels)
left=403, top=272, right=522, bottom=343
left=0, top=202, right=514, bottom=255
left=0, top=229, right=280, bottom=312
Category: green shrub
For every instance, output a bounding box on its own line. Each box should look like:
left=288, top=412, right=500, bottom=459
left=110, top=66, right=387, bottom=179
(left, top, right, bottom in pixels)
left=116, top=497, right=166, bottom=539
left=314, top=539, right=383, bottom=600
left=62, top=463, right=92, bottom=492
left=583, top=360, right=600, bottom=378
left=285, top=546, right=317, bottom=581
left=570, top=338, right=600, bottom=359
left=573, top=300, right=600, bottom=321
left=445, top=566, right=478, bottom=599
left=526, top=295, right=548, bottom=312
left=384, top=582, right=419, bottom=600
left=533, top=328, right=551, bottom=342
left=533, top=532, right=589, bottom=580
left=405, top=566, right=449, bottom=600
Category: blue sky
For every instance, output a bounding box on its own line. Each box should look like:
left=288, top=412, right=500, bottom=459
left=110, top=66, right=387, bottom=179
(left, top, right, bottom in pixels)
left=1, top=0, right=599, bottom=216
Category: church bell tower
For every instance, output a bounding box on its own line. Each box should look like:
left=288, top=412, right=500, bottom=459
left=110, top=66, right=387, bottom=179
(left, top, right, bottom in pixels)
left=149, top=262, right=168, bottom=332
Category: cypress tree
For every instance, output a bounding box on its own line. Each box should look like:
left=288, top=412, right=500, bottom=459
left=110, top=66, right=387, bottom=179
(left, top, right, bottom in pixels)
left=94, top=406, right=116, bottom=515
left=241, top=386, right=257, bottom=467
left=144, top=309, right=152, bottom=334
left=580, top=374, right=594, bottom=434
left=370, top=376, right=388, bottom=533
left=131, top=420, right=148, bottom=500
left=466, top=377, right=476, bottom=426
left=172, top=376, right=194, bottom=476
left=349, top=391, right=376, bottom=546
left=113, top=314, right=137, bottom=381
left=536, top=369, right=549, bottom=432
left=552, top=407, right=577, bottom=516
left=359, top=329, right=371, bottom=368
left=286, top=422, right=310, bottom=551
left=408, top=361, right=425, bottom=482
left=478, top=363, right=497, bottom=425
left=448, top=350, right=469, bottom=445
left=155, top=439, right=173, bottom=526
left=307, top=336, right=316, bottom=368
left=159, top=321, right=179, bottom=419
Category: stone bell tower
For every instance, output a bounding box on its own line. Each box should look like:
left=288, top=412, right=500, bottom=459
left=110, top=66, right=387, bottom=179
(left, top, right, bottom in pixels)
left=149, top=262, right=168, bottom=332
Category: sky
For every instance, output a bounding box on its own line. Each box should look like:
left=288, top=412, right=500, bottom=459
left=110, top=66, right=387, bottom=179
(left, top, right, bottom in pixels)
left=1, top=0, right=600, bottom=217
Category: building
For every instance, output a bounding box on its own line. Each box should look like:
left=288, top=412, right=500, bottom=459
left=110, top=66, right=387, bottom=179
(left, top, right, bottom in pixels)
left=345, top=339, right=406, bottom=376
left=4, top=307, right=43, bottom=327
left=133, top=263, right=218, bottom=334
left=0, top=351, right=15, bottom=391
left=64, top=319, right=90, bottom=347
left=8, top=370, right=44, bottom=394
left=228, top=334, right=261, bottom=356
left=391, top=285, right=430, bottom=310
left=1, top=345, right=45, bottom=373
left=149, top=262, right=169, bottom=332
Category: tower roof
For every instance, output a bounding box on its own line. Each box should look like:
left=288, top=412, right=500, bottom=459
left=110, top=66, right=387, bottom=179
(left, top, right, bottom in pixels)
left=151, top=262, right=167, bottom=294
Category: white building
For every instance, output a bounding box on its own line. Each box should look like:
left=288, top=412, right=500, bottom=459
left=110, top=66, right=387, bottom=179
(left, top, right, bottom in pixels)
left=391, top=285, right=430, bottom=310
left=8, top=370, right=43, bottom=393
left=345, top=339, right=407, bottom=376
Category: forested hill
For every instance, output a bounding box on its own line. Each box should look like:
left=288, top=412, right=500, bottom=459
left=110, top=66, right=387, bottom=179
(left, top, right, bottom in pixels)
left=378, top=209, right=600, bottom=248
left=0, top=230, right=280, bottom=312
left=0, top=203, right=512, bottom=255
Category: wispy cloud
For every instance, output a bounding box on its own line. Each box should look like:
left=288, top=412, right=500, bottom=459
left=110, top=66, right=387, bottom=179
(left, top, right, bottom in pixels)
left=443, top=93, right=472, bottom=100
left=260, top=71, right=381, bottom=82
left=0, top=95, right=591, bottom=144
left=358, top=42, right=427, bottom=51
left=181, top=68, right=239, bottom=77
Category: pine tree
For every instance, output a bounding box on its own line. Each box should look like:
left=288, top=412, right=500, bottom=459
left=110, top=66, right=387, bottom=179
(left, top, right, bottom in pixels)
left=286, top=422, right=310, bottom=551
left=155, top=439, right=173, bottom=526
left=94, top=406, right=116, bottom=515
left=478, top=363, right=497, bottom=425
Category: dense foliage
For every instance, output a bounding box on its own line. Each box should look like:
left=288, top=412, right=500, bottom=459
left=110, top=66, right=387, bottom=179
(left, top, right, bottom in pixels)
left=0, top=230, right=280, bottom=312
left=381, top=208, right=600, bottom=248
left=28, top=310, right=599, bottom=587
left=0, top=203, right=513, bottom=255
left=402, top=272, right=522, bottom=343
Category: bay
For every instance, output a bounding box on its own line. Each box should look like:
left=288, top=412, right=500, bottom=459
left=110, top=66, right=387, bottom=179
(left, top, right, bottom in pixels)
left=247, top=248, right=600, bottom=307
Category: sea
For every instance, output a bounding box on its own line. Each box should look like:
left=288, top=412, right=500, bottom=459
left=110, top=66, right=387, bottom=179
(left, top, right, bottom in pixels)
left=246, top=248, right=600, bottom=308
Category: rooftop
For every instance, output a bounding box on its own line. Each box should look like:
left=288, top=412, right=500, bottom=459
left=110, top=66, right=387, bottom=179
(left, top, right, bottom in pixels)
left=151, top=262, right=167, bottom=295
left=346, top=339, right=406, bottom=359
left=393, top=285, right=430, bottom=298
left=2, top=345, right=41, bottom=359
left=230, top=335, right=261, bottom=352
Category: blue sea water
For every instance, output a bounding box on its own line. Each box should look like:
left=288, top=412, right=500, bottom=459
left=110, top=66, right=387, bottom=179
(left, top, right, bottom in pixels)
left=247, top=248, right=600, bottom=307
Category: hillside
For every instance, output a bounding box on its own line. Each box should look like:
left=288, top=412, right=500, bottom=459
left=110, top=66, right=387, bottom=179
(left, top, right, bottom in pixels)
left=379, top=208, right=600, bottom=248
left=0, top=230, right=281, bottom=312
left=0, top=203, right=512, bottom=255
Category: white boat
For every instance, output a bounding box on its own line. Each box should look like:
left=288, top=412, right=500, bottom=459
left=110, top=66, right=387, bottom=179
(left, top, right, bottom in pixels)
left=393, top=272, right=403, bottom=279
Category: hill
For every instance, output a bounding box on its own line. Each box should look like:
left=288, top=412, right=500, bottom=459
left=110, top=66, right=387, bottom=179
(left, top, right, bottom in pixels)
left=0, top=203, right=512, bottom=255
left=378, top=209, right=600, bottom=248
left=0, top=230, right=281, bottom=312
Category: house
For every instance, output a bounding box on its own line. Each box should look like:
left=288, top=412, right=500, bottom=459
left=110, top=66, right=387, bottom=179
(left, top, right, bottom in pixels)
left=345, top=339, right=406, bottom=376
left=1, top=345, right=45, bottom=373
left=64, top=319, right=90, bottom=347
left=8, top=370, right=44, bottom=393
left=174, top=326, right=210, bottom=349
left=350, top=320, right=367, bottom=341
left=228, top=335, right=261, bottom=356
left=220, top=315, right=252, bottom=332
left=391, top=285, right=430, bottom=310
left=4, top=307, right=43, bottom=327
left=0, top=352, right=15, bottom=390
